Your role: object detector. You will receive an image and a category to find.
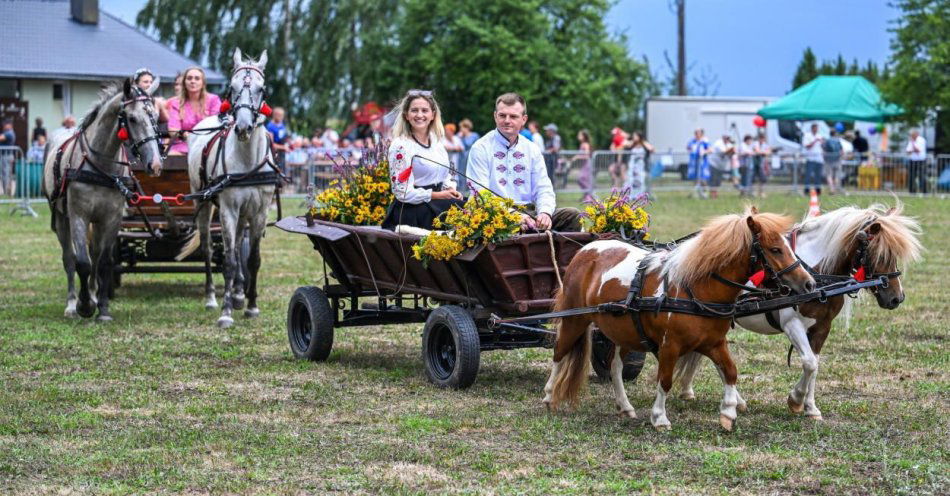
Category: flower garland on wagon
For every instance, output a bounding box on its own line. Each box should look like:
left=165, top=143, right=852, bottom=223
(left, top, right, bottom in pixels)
left=580, top=189, right=651, bottom=240
left=308, top=144, right=391, bottom=225
left=412, top=190, right=523, bottom=267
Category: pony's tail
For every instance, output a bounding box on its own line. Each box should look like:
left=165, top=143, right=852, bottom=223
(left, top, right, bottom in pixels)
left=673, top=351, right=704, bottom=390
left=549, top=281, right=592, bottom=410
left=548, top=320, right=592, bottom=410
left=175, top=204, right=215, bottom=261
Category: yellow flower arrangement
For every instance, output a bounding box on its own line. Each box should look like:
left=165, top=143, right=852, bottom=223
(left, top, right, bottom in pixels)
left=580, top=189, right=651, bottom=240
left=413, top=190, right=523, bottom=266
left=309, top=146, right=391, bottom=225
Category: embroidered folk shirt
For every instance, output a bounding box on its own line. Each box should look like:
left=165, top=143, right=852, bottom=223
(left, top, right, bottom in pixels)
left=467, top=129, right=556, bottom=216
left=388, top=134, right=454, bottom=204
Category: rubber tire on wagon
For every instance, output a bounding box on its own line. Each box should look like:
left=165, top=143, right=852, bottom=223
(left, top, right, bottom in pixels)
left=591, top=330, right=645, bottom=382
left=287, top=286, right=334, bottom=361
left=422, top=305, right=481, bottom=390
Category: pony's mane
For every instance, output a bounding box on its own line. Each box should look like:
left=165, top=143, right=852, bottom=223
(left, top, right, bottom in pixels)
left=661, top=210, right=793, bottom=289
left=797, top=201, right=922, bottom=273
left=79, top=81, right=124, bottom=131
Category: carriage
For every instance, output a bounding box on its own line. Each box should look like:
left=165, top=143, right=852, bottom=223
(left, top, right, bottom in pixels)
left=112, top=155, right=240, bottom=286
left=277, top=216, right=646, bottom=389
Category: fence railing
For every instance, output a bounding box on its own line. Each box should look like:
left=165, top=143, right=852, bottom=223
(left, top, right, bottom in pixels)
left=0, top=145, right=40, bottom=216
left=277, top=149, right=950, bottom=198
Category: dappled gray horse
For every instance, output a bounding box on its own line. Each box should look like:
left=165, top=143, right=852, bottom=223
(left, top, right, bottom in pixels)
left=179, top=48, right=279, bottom=328
left=43, top=78, right=164, bottom=321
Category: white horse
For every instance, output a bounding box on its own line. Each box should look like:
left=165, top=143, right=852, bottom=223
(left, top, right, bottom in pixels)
left=178, top=48, right=277, bottom=328
left=676, top=203, right=922, bottom=419
left=43, top=78, right=163, bottom=321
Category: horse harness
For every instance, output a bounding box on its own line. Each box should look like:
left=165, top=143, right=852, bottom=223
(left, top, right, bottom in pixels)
left=49, top=88, right=164, bottom=205
left=622, top=231, right=805, bottom=355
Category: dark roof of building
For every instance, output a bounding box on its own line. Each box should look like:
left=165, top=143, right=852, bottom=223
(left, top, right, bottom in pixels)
left=0, top=1, right=226, bottom=84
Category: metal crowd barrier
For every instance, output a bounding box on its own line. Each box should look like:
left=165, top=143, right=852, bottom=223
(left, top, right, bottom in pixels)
left=289, top=145, right=948, bottom=199
left=1, top=145, right=39, bottom=217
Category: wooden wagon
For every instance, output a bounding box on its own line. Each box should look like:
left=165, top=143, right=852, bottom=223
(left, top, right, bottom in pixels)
left=113, top=155, right=239, bottom=286
left=276, top=216, right=645, bottom=389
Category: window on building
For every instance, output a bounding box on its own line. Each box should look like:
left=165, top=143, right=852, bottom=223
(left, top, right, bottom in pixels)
left=53, top=83, right=64, bottom=100
left=0, top=79, right=19, bottom=99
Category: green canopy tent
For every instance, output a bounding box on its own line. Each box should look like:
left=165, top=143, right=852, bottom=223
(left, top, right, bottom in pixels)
left=757, top=75, right=903, bottom=122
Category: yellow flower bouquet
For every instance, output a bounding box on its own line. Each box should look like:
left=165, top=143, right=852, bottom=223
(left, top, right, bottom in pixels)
left=580, top=189, right=651, bottom=240
left=412, top=190, right=523, bottom=266
left=308, top=145, right=391, bottom=225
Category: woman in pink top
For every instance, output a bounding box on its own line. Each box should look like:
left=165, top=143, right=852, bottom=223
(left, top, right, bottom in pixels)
left=167, top=66, right=221, bottom=155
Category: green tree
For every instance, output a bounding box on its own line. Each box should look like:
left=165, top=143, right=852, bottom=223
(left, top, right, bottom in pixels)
left=389, top=0, right=654, bottom=147
left=136, top=0, right=399, bottom=133
left=137, top=0, right=654, bottom=146
left=882, top=0, right=950, bottom=148
left=792, top=48, right=819, bottom=89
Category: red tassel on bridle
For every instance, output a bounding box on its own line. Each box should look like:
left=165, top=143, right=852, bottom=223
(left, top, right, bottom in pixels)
left=219, top=100, right=231, bottom=113
left=749, top=270, right=766, bottom=287
left=853, top=266, right=866, bottom=282
left=117, top=127, right=129, bottom=141
left=260, top=101, right=272, bottom=116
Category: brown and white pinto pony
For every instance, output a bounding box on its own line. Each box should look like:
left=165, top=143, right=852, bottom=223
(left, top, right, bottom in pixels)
left=676, top=202, right=922, bottom=420
left=543, top=208, right=816, bottom=430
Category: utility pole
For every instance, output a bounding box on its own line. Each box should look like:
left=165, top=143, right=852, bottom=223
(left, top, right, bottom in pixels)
left=676, top=0, right=686, bottom=96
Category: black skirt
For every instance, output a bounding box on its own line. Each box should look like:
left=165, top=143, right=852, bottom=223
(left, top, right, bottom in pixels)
left=381, top=183, right=466, bottom=231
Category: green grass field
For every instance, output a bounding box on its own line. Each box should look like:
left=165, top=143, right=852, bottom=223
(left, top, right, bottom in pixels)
left=1, top=192, right=947, bottom=495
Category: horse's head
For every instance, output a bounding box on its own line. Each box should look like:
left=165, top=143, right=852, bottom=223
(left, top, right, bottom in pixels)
left=851, top=204, right=923, bottom=309
left=229, top=48, right=268, bottom=142
left=120, top=77, right=163, bottom=176
left=746, top=207, right=816, bottom=295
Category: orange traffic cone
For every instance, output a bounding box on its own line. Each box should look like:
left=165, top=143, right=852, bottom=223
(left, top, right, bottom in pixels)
left=807, top=189, right=821, bottom=218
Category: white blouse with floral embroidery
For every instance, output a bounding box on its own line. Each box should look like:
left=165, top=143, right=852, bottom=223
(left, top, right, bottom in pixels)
left=388, top=134, right=455, bottom=204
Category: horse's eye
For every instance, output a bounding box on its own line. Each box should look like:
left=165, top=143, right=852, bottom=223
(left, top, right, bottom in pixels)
left=128, top=116, right=137, bottom=124
left=770, top=247, right=781, bottom=254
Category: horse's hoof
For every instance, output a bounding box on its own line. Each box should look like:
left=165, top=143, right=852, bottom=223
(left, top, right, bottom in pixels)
left=97, top=314, right=113, bottom=323
left=737, top=402, right=748, bottom=413
left=787, top=395, right=804, bottom=414
left=679, top=391, right=696, bottom=401
left=232, top=296, right=245, bottom=310
left=620, top=409, right=637, bottom=419
left=217, top=316, right=234, bottom=328
left=64, top=309, right=79, bottom=319
left=205, top=300, right=219, bottom=310
left=244, top=307, right=260, bottom=318
left=719, top=414, right=735, bottom=432
left=806, top=414, right=823, bottom=421
left=77, top=303, right=95, bottom=318
left=653, top=423, right=671, bottom=431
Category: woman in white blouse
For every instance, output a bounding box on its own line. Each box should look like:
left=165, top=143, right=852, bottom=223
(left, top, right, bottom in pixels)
left=381, top=90, right=464, bottom=230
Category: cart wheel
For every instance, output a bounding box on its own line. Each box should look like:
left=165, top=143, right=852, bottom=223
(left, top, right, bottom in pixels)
left=422, top=305, right=480, bottom=389
left=591, top=331, right=645, bottom=382
left=287, top=286, right=334, bottom=361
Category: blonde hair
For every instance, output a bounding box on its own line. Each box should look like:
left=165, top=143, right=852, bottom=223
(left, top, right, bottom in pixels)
left=390, top=90, right=445, bottom=141
left=177, top=66, right=209, bottom=122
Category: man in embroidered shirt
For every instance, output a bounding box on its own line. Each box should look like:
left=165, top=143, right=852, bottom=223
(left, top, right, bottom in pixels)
left=468, top=93, right=581, bottom=231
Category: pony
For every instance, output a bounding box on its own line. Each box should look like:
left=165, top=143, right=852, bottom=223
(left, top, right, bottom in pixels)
left=178, top=48, right=277, bottom=328
left=675, top=202, right=922, bottom=419
left=543, top=208, right=816, bottom=430
left=43, top=78, right=164, bottom=321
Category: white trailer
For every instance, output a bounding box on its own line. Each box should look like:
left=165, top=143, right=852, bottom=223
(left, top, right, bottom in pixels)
left=646, top=96, right=829, bottom=156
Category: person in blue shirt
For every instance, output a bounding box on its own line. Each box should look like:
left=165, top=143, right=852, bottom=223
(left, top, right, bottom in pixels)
left=265, top=107, right=289, bottom=173
left=687, top=128, right=711, bottom=199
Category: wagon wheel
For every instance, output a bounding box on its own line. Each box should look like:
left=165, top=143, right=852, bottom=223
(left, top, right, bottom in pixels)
left=591, top=330, right=645, bottom=382
left=287, top=286, right=334, bottom=361
left=422, top=306, right=481, bottom=390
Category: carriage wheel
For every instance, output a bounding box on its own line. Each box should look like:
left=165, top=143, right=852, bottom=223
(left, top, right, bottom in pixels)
left=422, top=306, right=480, bottom=390
left=591, top=330, right=645, bottom=382
left=287, top=286, right=334, bottom=361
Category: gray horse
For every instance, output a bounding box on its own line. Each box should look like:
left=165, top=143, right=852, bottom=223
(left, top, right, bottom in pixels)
left=43, top=78, right=164, bottom=321
left=179, top=48, right=276, bottom=328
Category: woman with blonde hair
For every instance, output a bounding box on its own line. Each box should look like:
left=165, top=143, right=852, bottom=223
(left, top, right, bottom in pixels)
left=382, top=89, right=464, bottom=230
left=167, top=66, right=221, bottom=155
